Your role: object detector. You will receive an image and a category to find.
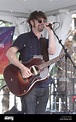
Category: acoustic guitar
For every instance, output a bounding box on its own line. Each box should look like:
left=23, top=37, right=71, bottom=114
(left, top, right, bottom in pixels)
left=3, top=53, right=65, bottom=97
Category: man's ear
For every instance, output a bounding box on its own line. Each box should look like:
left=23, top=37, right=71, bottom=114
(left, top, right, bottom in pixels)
left=30, top=20, right=34, bottom=26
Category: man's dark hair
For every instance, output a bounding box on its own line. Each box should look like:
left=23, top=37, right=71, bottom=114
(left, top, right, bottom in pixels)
left=27, top=10, right=47, bottom=28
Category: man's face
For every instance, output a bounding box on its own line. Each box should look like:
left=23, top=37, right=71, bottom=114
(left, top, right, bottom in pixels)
left=32, top=18, right=47, bottom=32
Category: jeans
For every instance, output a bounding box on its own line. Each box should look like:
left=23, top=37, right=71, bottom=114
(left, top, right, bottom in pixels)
left=21, top=86, right=49, bottom=114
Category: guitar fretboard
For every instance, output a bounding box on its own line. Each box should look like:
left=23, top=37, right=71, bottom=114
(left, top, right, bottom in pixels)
left=39, top=53, right=65, bottom=69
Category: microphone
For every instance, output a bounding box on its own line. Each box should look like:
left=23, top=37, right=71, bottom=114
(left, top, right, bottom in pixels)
left=46, top=22, right=60, bottom=31
left=46, top=23, right=52, bottom=29
left=46, top=22, right=56, bottom=29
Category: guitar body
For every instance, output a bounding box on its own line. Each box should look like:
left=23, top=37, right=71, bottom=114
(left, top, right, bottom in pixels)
left=3, top=53, right=65, bottom=97
left=3, top=58, right=49, bottom=97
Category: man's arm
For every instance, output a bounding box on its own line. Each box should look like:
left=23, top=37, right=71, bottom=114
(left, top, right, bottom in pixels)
left=6, top=47, right=32, bottom=78
left=44, top=23, right=56, bottom=55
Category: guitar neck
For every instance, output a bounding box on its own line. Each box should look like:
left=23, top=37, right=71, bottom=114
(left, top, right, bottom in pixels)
left=39, top=54, right=65, bottom=69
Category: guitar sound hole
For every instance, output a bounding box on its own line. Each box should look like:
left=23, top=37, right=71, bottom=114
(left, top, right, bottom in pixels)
left=30, top=65, right=40, bottom=75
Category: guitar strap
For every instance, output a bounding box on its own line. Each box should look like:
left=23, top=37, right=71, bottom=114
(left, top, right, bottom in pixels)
left=41, top=37, right=49, bottom=62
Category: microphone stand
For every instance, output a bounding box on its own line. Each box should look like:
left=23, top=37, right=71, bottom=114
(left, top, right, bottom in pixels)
left=50, top=25, right=76, bottom=113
